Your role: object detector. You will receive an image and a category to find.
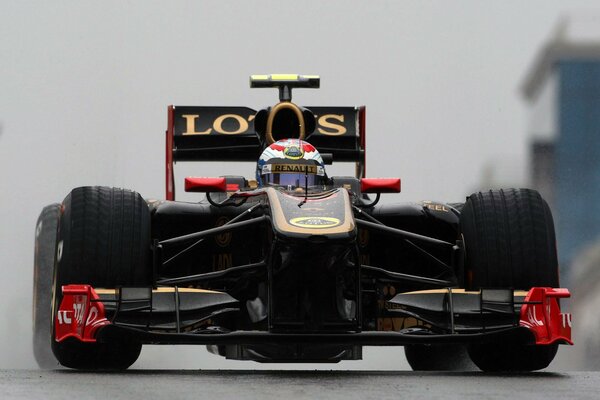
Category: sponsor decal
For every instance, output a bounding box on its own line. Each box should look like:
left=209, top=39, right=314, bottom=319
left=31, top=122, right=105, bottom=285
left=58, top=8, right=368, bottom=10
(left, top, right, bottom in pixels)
left=289, top=216, right=341, bottom=229
left=181, top=113, right=254, bottom=135
left=57, top=310, right=72, bottom=325
left=86, top=306, right=99, bottom=325
left=423, top=201, right=449, bottom=212
left=527, top=306, right=544, bottom=327
left=212, top=253, right=233, bottom=271
left=561, top=313, right=572, bottom=328
left=73, top=298, right=85, bottom=324
left=358, top=228, right=369, bottom=248
left=376, top=317, right=429, bottom=332
left=178, top=112, right=347, bottom=137
left=266, top=164, right=318, bottom=174
left=214, top=217, right=232, bottom=247
left=283, top=144, right=304, bottom=160
left=57, top=296, right=87, bottom=326
left=317, top=114, right=347, bottom=136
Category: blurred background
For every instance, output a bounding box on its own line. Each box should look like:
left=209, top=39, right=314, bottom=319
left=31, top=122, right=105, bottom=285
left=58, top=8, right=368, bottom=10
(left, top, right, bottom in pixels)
left=1, top=1, right=600, bottom=370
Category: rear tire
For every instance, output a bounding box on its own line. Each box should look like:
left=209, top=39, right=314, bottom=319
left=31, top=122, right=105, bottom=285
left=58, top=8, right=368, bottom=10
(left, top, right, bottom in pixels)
left=51, top=186, right=150, bottom=370
left=33, top=204, right=60, bottom=369
left=460, top=188, right=559, bottom=372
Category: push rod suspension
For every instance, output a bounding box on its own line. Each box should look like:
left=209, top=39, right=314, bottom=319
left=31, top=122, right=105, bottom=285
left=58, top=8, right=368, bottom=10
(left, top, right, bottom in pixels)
left=361, top=265, right=455, bottom=287
left=159, top=215, right=269, bottom=246
left=355, top=218, right=455, bottom=248
left=157, top=261, right=267, bottom=286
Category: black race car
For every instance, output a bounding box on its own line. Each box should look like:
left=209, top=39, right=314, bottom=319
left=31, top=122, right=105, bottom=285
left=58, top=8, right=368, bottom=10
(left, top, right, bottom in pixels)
left=33, top=75, right=571, bottom=371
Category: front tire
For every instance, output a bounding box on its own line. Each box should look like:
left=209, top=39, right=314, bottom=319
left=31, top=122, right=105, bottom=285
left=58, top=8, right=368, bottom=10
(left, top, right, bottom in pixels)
left=460, top=188, right=559, bottom=372
left=405, top=344, right=476, bottom=371
left=52, top=186, right=150, bottom=370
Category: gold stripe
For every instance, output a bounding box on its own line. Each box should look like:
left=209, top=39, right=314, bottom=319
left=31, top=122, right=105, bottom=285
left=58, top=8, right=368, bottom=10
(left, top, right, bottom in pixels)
left=266, top=187, right=355, bottom=235
left=94, top=287, right=223, bottom=295
left=401, top=289, right=529, bottom=296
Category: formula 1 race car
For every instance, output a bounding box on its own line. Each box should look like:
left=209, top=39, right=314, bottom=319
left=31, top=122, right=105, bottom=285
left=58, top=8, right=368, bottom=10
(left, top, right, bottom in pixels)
left=33, top=74, right=572, bottom=371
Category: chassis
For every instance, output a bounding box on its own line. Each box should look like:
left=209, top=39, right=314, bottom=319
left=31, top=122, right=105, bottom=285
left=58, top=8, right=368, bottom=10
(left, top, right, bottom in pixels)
left=34, top=75, right=571, bottom=371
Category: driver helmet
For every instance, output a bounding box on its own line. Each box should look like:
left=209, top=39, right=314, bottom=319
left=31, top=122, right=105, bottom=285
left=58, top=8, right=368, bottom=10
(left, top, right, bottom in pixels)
left=256, top=139, right=327, bottom=189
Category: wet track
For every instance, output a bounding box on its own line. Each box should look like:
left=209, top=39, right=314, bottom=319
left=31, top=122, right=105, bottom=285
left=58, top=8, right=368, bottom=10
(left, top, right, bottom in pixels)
left=1, top=370, right=598, bottom=400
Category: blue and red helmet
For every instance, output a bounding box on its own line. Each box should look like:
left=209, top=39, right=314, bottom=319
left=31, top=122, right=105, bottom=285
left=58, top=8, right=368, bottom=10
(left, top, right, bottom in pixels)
left=256, top=139, right=327, bottom=188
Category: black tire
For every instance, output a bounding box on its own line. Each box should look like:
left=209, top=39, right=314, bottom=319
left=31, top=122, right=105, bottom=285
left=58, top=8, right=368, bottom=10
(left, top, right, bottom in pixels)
left=404, top=344, right=476, bottom=371
left=33, top=204, right=61, bottom=369
left=460, top=188, right=559, bottom=372
left=461, top=188, right=558, bottom=290
left=468, top=342, right=558, bottom=373
left=51, top=186, right=151, bottom=370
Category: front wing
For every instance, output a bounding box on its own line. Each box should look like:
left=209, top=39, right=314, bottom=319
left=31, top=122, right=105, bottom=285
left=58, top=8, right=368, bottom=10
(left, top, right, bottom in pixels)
left=54, top=285, right=572, bottom=347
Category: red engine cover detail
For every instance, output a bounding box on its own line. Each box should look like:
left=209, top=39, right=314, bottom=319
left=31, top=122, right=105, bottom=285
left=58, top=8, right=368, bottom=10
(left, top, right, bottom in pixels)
left=55, top=285, right=109, bottom=343
left=519, top=287, right=572, bottom=345
left=360, top=178, right=401, bottom=193
left=185, top=177, right=227, bottom=192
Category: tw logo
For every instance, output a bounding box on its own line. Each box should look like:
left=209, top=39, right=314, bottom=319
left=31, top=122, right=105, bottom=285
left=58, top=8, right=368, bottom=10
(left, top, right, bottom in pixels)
left=527, top=307, right=544, bottom=326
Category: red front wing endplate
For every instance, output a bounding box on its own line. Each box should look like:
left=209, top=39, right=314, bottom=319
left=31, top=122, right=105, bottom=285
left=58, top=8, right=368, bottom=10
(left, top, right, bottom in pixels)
left=519, top=287, right=573, bottom=345
left=55, top=284, right=110, bottom=343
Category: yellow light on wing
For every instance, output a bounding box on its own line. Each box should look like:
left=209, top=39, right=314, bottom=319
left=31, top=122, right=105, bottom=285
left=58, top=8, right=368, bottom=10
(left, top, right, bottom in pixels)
left=271, top=74, right=299, bottom=81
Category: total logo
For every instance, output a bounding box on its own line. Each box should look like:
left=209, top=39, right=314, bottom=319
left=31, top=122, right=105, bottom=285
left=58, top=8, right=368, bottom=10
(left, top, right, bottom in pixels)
left=527, top=306, right=572, bottom=329
left=289, top=217, right=341, bottom=229
left=57, top=303, right=100, bottom=326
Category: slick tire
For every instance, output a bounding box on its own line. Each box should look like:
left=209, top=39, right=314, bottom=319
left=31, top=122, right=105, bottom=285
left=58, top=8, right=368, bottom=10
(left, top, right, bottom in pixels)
left=33, top=204, right=61, bottom=369
left=51, top=186, right=151, bottom=370
left=460, top=188, right=559, bottom=372
left=404, top=344, right=476, bottom=371
left=467, top=341, right=558, bottom=373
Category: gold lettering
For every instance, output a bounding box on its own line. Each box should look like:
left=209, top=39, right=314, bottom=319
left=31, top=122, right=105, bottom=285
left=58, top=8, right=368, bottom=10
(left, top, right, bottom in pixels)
left=318, top=114, right=347, bottom=136
left=213, top=114, right=249, bottom=135
left=182, top=114, right=212, bottom=135
left=392, top=318, right=404, bottom=331
left=382, top=318, right=393, bottom=331
left=212, top=253, right=233, bottom=271
left=359, top=253, right=370, bottom=265
left=424, top=203, right=449, bottom=212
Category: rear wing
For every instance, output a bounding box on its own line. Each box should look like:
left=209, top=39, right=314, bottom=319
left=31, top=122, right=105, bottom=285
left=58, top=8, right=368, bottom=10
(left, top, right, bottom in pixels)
left=166, top=105, right=366, bottom=200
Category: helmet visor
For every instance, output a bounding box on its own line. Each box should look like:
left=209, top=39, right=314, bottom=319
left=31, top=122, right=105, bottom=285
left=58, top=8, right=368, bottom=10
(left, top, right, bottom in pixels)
left=263, top=173, right=324, bottom=189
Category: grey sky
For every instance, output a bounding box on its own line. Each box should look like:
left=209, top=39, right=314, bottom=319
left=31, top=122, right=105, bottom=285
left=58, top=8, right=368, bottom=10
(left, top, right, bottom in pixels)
left=1, top=1, right=598, bottom=369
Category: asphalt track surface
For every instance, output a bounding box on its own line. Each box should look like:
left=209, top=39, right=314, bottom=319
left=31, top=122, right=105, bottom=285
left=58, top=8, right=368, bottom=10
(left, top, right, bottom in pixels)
left=1, top=370, right=599, bottom=400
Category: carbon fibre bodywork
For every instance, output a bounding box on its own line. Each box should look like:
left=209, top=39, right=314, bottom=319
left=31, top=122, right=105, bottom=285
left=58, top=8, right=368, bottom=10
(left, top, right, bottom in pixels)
left=55, top=183, right=571, bottom=363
